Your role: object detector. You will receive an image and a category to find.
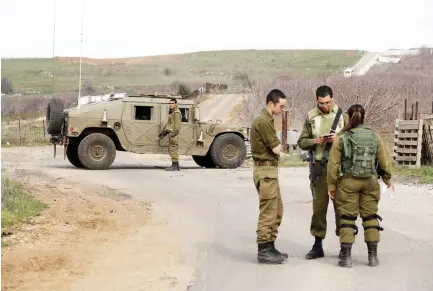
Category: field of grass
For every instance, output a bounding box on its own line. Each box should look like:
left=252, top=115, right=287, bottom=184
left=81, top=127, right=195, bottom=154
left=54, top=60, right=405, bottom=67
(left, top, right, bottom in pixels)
left=1, top=49, right=363, bottom=95
left=1, top=118, right=50, bottom=146
left=1, top=174, right=48, bottom=230
left=279, top=152, right=309, bottom=167
left=278, top=155, right=432, bottom=184
left=392, top=165, right=433, bottom=184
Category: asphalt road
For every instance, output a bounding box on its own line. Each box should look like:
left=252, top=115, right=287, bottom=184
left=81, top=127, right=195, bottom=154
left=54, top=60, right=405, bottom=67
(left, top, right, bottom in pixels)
left=2, top=147, right=433, bottom=291
left=353, top=52, right=381, bottom=75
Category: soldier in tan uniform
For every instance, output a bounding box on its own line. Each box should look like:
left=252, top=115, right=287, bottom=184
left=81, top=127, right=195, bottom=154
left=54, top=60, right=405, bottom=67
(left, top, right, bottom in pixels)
left=250, top=89, right=287, bottom=264
left=159, top=98, right=182, bottom=171
left=297, top=85, right=349, bottom=259
left=327, top=103, right=393, bottom=268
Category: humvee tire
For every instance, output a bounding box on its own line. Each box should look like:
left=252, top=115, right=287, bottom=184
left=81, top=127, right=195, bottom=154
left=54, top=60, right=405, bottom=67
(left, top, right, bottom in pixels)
left=46, top=97, right=64, bottom=135
left=77, top=133, right=116, bottom=170
left=192, top=153, right=216, bottom=168
left=66, top=143, right=84, bottom=168
left=210, top=133, right=247, bottom=168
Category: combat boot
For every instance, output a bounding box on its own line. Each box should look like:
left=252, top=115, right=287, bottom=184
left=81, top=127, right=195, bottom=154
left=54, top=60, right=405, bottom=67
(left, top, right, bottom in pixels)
left=367, top=242, right=379, bottom=267
left=305, top=236, right=324, bottom=259
left=257, top=242, right=285, bottom=264
left=338, top=243, right=352, bottom=268
left=270, top=241, right=288, bottom=259
left=165, top=161, right=180, bottom=171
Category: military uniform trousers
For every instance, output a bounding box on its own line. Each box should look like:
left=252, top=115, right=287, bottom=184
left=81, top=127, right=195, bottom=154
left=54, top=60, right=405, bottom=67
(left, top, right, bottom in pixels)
left=253, top=163, right=283, bottom=244
left=336, top=175, right=382, bottom=244
left=168, top=135, right=179, bottom=162
left=310, top=162, right=340, bottom=239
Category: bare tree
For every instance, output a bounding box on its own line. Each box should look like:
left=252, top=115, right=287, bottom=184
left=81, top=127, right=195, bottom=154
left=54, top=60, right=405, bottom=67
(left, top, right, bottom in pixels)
left=237, top=76, right=317, bottom=127
left=238, top=69, right=433, bottom=132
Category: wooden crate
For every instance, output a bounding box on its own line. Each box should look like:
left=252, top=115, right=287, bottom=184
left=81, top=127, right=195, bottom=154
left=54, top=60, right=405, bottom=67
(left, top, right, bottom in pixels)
left=393, top=119, right=424, bottom=167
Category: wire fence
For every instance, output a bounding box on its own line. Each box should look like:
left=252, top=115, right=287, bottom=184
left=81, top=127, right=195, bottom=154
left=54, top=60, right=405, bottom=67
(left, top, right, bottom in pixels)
left=1, top=119, right=50, bottom=146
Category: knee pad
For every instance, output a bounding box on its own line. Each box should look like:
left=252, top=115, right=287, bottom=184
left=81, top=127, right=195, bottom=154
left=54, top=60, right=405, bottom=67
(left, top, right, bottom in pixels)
left=362, top=214, right=384, bottom=232
left=340, top=215, right=358, bottom=235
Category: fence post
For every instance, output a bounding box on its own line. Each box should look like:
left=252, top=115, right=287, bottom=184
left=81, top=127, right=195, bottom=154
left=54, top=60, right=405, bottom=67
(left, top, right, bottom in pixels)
left=19, top=119, right=22, bottom=145
left=282, top=110, right=288, bottom=152
left=43, top=119, right=46, bottom=138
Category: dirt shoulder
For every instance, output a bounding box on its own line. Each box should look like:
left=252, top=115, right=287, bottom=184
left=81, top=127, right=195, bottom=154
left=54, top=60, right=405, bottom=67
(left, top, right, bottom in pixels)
left=1, top=169, right=194, bottom=291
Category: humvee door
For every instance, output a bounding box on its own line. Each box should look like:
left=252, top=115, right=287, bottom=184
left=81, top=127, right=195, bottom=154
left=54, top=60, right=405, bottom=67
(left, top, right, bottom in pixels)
left=122, top=102, right=161, bottom=146
left=159, top=103, right=195, bottom=149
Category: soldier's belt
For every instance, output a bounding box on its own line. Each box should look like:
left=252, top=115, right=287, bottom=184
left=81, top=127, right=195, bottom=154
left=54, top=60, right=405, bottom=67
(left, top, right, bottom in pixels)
left=254, top=160, right=278, bottom=167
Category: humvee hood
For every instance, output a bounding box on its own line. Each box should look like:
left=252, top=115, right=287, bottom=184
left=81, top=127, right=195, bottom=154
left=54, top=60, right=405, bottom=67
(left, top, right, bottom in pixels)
left=67, top=100, right=123, bottom=120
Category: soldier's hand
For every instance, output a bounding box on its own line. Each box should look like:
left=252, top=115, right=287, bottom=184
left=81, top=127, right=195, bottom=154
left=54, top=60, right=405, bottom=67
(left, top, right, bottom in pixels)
left=158, top=131, right=168, bottom=138
left=313, top=137, right=326, bottom=144
left=328, top=190, right=336, bottom=200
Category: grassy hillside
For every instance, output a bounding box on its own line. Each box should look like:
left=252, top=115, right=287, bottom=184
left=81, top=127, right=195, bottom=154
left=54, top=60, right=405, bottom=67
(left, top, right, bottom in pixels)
left=1, top=49, right=362, bottom=95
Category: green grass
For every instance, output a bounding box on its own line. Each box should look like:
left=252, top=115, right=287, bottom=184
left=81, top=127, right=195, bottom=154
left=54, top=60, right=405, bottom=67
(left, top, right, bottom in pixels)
left=1, top=175, right=48, bottom=229
left=278, top=149, right=433, bottom=185
left=392, top=165, right=433, bottom=184
left=279, top=153, right=309, bottom=167
left=1, top=49, right=363, bottom=95
left=1, top=119, right=50, bottom=146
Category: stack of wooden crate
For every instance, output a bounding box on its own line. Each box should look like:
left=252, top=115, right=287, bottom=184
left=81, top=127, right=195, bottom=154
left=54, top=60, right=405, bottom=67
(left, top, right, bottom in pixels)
left=393, top=115, right=433, bottom=168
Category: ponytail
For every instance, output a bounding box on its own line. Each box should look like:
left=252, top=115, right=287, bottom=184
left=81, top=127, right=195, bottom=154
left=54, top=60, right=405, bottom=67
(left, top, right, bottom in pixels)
left=341, top=104, right=365, bottom=132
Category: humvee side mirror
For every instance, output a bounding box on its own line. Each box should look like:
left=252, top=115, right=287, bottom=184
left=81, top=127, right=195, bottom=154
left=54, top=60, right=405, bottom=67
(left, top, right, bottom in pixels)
left=194, top=107, right=200, bottom=121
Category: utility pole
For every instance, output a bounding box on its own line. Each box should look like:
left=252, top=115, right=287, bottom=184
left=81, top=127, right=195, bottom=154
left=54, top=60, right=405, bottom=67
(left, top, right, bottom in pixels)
left=52, top=0, right=57, bottom=90
left=78, top=0, right=85, bottom=107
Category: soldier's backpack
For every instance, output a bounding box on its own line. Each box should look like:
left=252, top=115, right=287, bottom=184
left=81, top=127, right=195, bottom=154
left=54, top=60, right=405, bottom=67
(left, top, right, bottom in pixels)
left=340, top=126, right=379, bottom=178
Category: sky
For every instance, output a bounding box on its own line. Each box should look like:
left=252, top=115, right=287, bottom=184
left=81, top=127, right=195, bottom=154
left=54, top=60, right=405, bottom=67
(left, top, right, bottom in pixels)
left=1, top=0, right=433, bottom=58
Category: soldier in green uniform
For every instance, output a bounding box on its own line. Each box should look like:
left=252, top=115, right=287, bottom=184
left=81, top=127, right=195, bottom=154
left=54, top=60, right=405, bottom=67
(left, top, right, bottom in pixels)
left=297, top=85, right=349, bottom=259
left=250, top=89, right=287, bottom=264
left=327, top=103, right=393, bottom=268
left=159, top=98, right=182, bottom=171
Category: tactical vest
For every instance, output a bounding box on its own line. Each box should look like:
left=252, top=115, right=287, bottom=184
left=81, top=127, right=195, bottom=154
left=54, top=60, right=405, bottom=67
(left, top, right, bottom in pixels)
left=307, top=105, right=345, bottom=161
left=340, top=126, right=379, bottom=178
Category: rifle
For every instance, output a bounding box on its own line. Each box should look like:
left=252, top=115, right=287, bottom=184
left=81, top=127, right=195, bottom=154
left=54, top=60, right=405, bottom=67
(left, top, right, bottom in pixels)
left=309, top=150, right=317, bottom=200
left=309, top=107, right=343, bottom=200
left=158, top=123, right=169, bottom=140
left=376, top=162, right=384, bottom=179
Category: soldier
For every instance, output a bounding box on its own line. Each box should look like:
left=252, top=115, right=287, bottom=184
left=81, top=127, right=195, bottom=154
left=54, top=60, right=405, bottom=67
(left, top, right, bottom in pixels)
left=327, top=103, right=393, bottom=268
left=159, top=98, right=182, bottom=171
left=297, top=85, right=349, bottom=259
left=250, top=89, right=287, bottom=264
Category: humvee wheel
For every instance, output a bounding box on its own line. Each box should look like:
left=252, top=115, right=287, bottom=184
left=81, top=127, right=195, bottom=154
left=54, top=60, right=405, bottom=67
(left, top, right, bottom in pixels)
left=77, top=133, right=116, bottom=170
left=66, top=143, right=84, bottom=168
left=210, top=133, right=247, bottom=169
left=192, top=153, right=216, bottom=168
left=46, top=97, right=65, bottom=135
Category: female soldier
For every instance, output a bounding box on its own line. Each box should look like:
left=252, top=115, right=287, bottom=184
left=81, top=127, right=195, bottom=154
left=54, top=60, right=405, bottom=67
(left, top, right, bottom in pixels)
left=326, top=103, right=394, bottom=268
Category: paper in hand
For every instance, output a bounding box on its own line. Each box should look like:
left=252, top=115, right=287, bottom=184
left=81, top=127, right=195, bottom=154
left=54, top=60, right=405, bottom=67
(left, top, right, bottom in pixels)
left=379, top=178, right=395, bottom=199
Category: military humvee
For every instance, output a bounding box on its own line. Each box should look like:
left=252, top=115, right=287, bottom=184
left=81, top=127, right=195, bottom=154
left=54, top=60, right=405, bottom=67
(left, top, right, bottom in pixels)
left=45, top=92, right=251, bottom=170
